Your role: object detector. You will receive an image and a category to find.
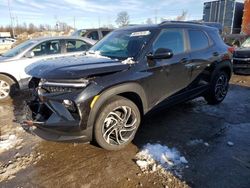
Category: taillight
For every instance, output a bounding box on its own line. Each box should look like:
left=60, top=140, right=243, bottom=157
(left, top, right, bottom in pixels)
left=228, top=47, right=235, bottom=54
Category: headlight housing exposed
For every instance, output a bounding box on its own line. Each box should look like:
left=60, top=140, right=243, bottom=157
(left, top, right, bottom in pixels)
left=39, top=79, right=89, bottom=93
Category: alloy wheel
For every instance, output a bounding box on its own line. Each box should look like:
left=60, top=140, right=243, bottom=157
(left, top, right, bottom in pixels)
left=0, top=80, right=10, bottom=99
left=102, top=106, right=137, bottom=145
left=215, top=74, right=228, bottom=101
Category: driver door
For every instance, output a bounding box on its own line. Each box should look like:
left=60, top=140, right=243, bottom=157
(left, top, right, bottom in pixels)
left=147, top=28, right=192, bottom=106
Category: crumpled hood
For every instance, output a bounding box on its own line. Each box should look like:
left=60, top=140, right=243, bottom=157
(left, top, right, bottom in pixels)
left=25, top=56, right=130, bottom=80
left=234, top=48, right=250, bottom=58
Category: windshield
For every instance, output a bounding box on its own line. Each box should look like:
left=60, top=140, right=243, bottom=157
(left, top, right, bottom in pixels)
left=242, top=37, right=250, bottom=48
left=90, top=29, right=154, bottom=59
left=2, top=40, right=35, bottom=57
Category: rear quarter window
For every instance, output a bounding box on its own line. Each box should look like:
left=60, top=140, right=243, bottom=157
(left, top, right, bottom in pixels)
left=188, top=30, right=210, bottom=51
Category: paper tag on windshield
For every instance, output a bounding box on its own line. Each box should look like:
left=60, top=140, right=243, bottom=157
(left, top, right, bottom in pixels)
left=130, top=31, right=151, bottom=37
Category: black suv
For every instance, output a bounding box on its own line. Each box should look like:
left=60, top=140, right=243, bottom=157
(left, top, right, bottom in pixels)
left=24, top=22, right=232, bottom=150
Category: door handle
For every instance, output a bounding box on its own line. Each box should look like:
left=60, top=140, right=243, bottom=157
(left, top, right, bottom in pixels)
left=180, top=58, right=189, bottom=64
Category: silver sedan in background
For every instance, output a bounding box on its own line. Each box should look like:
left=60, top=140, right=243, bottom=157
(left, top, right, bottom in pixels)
left=0, top=36, right=95, bottom=102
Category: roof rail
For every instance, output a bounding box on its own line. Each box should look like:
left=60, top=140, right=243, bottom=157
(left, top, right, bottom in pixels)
left=160, top=21, right=203, bottom=25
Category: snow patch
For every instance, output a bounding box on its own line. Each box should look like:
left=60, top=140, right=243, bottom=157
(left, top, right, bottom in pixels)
left=0, top=134, right=22, bottom=153
left=85, top=51, right=111, bottom=59
left=135, top=143, right=188, bottom=177
left=121, top=57, right=136, bottom=65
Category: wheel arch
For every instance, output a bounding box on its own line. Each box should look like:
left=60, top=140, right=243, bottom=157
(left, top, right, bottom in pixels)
left=87, top=82, right=148, bottom=130
left=0, top=72, right=20, bottom=89
left=211, top=60, right=233, bottom=81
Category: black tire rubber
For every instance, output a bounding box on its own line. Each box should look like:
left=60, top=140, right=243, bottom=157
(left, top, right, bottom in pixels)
left=204, top=71, right=229, bottom=105
left=94, top=96, right=141, bottom=151
left=0, top=74, right=17, bottom=102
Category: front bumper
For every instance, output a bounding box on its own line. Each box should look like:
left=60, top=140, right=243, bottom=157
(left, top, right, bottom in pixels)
left=233, top=58, right=250, bottom=74
left=23, top=90, right=93, bottom=142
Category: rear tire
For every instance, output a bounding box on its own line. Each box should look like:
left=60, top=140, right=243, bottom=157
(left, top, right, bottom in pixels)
left=204, top=71, right=229, bottom=105
left=94, top=96, right=141, bottom=150
left=0, top=74, right=17, bottom=102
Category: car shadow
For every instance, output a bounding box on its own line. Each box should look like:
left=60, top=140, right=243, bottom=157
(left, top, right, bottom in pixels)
left=132, top=83, right=250, bottom=187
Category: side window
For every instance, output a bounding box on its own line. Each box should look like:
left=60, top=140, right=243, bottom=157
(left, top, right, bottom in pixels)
left=66, top=40, right=90, bottom=52
left=87, top=31, right=99, bottom=40
left=188, top=30, right=209, bottom=51
left=153, top=29, right=185, bottom=55
left=31, top=40, right=61, bottom=56
left=101, top=30, right=110, bottom=37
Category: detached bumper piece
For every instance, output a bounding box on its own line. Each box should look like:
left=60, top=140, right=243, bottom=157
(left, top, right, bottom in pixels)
left=23, top=99, right=88, bottom=141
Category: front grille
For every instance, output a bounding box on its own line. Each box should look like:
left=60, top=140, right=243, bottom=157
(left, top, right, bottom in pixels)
left=41, top=86, right=78, bottom=93
left=234, top=60, right=250, bottom=65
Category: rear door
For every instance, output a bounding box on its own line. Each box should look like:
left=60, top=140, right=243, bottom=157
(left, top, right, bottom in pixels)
left=147, top=28, right=192, bottom=105
left=187, top=29, right=214, bottom=83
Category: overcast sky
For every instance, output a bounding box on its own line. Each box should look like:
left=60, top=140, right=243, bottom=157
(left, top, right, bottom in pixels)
left=0, top=0, right=245, bottom=29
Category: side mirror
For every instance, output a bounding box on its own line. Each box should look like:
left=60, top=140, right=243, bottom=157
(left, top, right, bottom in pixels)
left=147, top=48, right=173, bottom=60
left=24, top=51, right=35, bottom=58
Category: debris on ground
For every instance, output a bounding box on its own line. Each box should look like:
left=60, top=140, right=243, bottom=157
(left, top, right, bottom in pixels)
left=135, top=143, right=188, bottom=177
left=227, top=141, right=234, bottom=146
left=187, top=139, right=204, bottom=146
left=0, top=152, right=43, bottom=182
left=237, top=80, right=246, bottom=84
left=204, top=142, right=209, bottom=147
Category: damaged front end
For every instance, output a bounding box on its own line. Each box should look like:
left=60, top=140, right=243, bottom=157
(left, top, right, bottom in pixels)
left=23, top=78, right=92, bottom=141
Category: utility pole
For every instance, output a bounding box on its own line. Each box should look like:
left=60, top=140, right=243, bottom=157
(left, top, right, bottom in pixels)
left=73, top=16, right=76, bottom=30
left=154, top=9, right=158, bottom=24
left=98, top=16, right=101, bottom=28
left=7, top=0, right=15, bottom=37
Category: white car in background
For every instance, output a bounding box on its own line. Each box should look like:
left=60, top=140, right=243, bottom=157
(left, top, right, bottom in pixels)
left=0, top=36, right=95, bottom=102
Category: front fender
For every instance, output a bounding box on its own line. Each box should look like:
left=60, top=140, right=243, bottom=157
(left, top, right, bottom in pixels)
left=86, top=82, right=148, bottom=130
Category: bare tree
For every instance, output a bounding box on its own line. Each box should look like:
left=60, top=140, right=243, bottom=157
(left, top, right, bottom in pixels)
left=28, top=23, right=36, bottom=34
left=146, top=18, right=153, bottom=25
left=176, top=10, right=188, bottom=21
left=115, top=11, right=129, bottom=27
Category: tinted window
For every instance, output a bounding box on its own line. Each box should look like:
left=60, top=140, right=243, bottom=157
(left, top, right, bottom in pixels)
left=101, top=30, right=110, bottom=37
left=66, top=40, right=90, bottom=52
left=153, top=29, right=185, bottom=54
left=188, top=30, right=209, bottom=51
left=31, top=40, right=61, bottom=56
left=87, top=31, right=99, bottom=40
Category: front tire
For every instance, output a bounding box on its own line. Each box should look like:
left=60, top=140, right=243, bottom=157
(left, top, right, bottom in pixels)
left=94, top=96, right=141, bottom=150
left=204, top=71, right=229, bottom=105
left=0, top=74, right=17, bottom=102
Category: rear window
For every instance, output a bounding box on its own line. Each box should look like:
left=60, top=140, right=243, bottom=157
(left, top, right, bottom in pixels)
left=87, top=31, right=99, bottom=40
left=188, top=30, right=209, bottom=51
left=102, top=30, right=111, bottom=37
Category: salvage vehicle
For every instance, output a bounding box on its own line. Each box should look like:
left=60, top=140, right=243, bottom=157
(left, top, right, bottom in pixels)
left=71, top=28, right=113, bottom=41
left=233, top=37, right=250, bottom=74
left=0, top=36, right=95, bottom=101
left=24, top=21, right=232, bottom=150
